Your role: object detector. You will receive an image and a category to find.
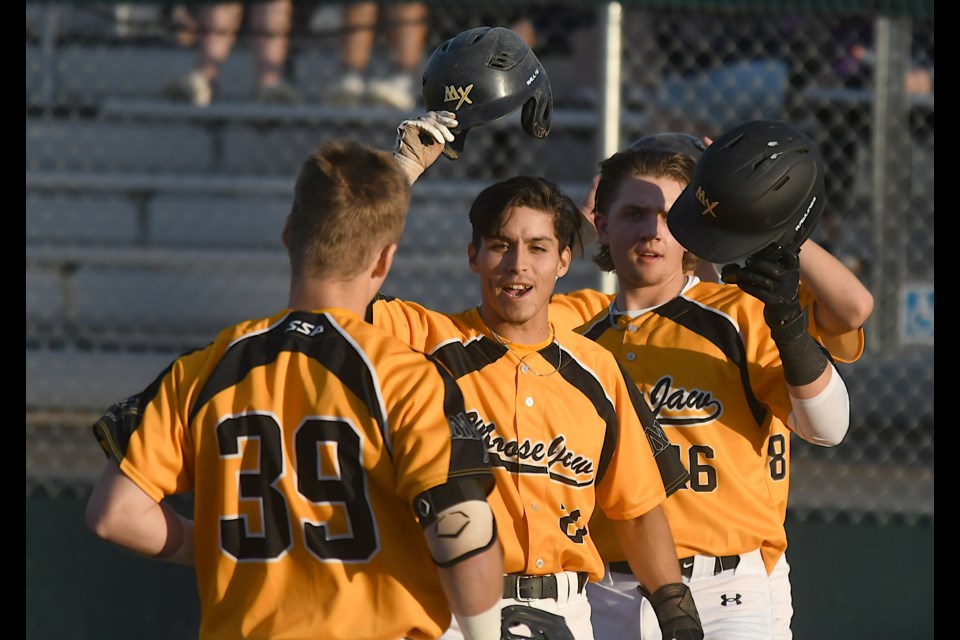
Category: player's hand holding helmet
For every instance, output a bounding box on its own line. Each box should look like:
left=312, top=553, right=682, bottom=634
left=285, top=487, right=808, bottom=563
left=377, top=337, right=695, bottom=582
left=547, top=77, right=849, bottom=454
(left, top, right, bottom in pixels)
left=643, top=582, right=704, bottom=640
left=421, top=26, right=553, bottom=160
left=722, top=243, right=801, bottom=330
left=393, top=110, right=458, bottom=184
left=668, top=119, right=825, bottom=265
left=669, top=119, right=830, bottom=386
left=724, top=243, right=829, bottom=386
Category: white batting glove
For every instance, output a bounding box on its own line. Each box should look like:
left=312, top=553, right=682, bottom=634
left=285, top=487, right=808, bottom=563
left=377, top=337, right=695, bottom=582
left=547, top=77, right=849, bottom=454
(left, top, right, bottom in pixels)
left=393, top=110, right=458, bottom=185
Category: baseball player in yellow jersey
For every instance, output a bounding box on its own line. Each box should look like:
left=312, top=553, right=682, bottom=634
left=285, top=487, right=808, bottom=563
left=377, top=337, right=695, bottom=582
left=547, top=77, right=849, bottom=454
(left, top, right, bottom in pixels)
left=84, top=140, right=507, bottom=640
left=550, top=243, right=868, bottom=365
left=559, top=131, right=871, bottom=366
left=544, top=123, right=867, bottom=640
left=387, top=109, right=705, bottom=640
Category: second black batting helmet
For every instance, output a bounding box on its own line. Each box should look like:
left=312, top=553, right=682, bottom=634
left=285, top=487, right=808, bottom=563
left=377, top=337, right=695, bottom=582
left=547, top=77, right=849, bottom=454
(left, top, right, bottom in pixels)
left=629, top=132, right=707, bottom=158
left=668, top=119, right=825, bottom=264
left=422, top=26, right=553, bottom=160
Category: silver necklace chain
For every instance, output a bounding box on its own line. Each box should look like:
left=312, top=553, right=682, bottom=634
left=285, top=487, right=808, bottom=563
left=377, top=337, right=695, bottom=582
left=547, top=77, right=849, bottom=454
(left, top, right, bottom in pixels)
left=485, top=321, right=563, bottom=378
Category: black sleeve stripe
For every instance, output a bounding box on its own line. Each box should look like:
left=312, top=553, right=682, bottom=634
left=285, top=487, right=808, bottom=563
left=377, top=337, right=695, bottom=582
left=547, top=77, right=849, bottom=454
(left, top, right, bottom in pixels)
left=581, top=312, right=613, bottom=342
left=552, top=344, right=619, bottom=487
left=427, top=355, right=494, bottom=488
left=655, top=297, right=768, bottom=428
left=431, top=335, right=508, bottom=380
left=614, top=360, right=690, bottom=496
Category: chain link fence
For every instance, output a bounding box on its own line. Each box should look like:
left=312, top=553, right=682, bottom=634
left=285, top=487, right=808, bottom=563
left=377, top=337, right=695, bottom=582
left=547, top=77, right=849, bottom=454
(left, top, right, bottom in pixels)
left=27, top=1, right=933, bottom=525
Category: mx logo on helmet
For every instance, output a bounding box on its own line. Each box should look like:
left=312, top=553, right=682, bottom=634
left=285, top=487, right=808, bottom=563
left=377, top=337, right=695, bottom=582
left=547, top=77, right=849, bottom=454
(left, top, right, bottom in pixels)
left=694, top=186, right=719, bottom=218
left=443, top=84, right=474, bottom=110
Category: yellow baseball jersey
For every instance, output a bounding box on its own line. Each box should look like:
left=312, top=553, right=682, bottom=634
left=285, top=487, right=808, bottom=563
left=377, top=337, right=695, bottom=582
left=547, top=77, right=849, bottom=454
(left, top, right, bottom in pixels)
left=550, top=284, right=864, bottom=363
left=369, top=297, right=689, bottom=582
left=549, top=279, right=862, bottom=575
left=92, top=308, right=493, bottom=640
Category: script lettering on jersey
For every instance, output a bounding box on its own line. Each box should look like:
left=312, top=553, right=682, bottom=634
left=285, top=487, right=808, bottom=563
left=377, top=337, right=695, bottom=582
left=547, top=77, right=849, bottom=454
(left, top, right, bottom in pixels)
left=285, top=319, right=325, bottom=337
left=647, top=375, right=722, bottom=426
left=448, top=412, right=483, bottom=441
left=467, top=411, right=595, bottom=484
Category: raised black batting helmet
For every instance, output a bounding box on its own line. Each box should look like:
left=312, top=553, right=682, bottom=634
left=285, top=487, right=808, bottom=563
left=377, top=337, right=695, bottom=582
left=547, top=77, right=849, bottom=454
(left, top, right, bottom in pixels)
left=668, top=119, right=825, bottom=264
left=422, top=26, right=553, bottom=160
left=629, top=132, right=707, bottom=158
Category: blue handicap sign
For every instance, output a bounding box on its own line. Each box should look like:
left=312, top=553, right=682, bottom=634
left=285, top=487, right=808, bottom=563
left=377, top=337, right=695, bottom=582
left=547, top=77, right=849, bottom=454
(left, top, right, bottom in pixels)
left=901, top=284, right=934, bottom=345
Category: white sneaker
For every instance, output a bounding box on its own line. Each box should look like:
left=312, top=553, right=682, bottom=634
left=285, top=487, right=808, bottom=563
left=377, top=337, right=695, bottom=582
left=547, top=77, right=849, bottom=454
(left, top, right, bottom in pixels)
left=163, top=70, right=213, bottom=108
left=367, top=72, right=417, bottom=111
left=328, top=70, right=366, bottom=106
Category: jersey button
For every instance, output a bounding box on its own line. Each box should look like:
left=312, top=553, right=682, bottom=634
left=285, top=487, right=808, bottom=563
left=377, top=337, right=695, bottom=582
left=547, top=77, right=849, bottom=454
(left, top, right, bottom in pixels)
left=531, top=504, right=540, bottom=511
left=535, top=559, right=545, bottom=568
left=626, top=352, right=636, bottom=361
left=525, top=397, right=534, bottom=407
left=521, top=364, right=529, bottom=374
left=628, top=324, right=638, bottom=333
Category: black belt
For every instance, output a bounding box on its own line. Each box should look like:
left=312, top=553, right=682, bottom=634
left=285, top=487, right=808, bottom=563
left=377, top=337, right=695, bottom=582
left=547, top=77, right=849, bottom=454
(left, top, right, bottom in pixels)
left=609, top=554, right=741, bottom=580
left=503, top=573, right=589, bottom=600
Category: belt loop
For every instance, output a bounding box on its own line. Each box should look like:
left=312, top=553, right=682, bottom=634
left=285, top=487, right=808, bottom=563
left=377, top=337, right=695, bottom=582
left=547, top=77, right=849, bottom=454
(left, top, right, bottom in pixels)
left=716, top=554, right=740, bottom=574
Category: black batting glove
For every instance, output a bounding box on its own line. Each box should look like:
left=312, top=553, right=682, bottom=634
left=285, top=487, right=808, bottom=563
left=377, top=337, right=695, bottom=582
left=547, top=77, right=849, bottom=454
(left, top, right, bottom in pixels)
left=641, top=582, right=704, bottom=640
left=721, top=243, right=802, bottom=332
left=722, top=243, right=829, bottom=386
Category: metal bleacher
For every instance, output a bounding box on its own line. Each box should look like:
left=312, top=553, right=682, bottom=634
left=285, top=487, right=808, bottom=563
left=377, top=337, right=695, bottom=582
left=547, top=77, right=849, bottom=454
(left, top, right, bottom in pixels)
left=27, top=8, right=934, bottom=521
left=26, top=5, right=609, bottom=484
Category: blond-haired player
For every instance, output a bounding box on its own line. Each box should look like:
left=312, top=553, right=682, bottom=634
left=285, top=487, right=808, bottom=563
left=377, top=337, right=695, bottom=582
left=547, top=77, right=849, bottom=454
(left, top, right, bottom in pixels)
left=85, top=140, right=505, bottom=640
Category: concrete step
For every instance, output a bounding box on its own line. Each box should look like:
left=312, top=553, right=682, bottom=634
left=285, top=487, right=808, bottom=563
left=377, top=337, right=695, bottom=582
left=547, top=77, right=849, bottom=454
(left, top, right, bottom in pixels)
left=26, top=243, right=600, bottom=350
left=26, top=348, right=177, bottom=413
left=26, top=172, right=592, bottom=250
left=26, top=107, right=627, bottom=181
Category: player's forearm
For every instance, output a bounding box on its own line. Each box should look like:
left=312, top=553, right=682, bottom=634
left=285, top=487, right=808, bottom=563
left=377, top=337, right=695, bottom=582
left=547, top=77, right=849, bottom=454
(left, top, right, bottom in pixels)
left=611, top=506, right=682, bottom=592
left=439, top=544, right=504, bottom=640
left=799, top=239, right=874, bottom=334
left=85, top=461, right=195, bottom=566
left=154, top=503, right=195, bottom=566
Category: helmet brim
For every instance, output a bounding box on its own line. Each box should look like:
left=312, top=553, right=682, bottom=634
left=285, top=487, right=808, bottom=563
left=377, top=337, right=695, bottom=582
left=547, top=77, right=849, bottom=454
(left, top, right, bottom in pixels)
left=668, top=185, right=788, bottom=264
left=442, top=129, right=469, bottom=160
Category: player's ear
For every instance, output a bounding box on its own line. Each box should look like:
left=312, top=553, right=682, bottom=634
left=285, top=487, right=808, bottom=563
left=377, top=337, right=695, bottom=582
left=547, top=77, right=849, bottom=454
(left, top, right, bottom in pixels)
left=372, top=243, right=398, bottom=279
left=467, top=242, right=480, bottom=273
left=557, top=246, right=572, bottom=279
left=594, top=211, right=610, bottom=245
left=281, top=216, right=291, bottom=248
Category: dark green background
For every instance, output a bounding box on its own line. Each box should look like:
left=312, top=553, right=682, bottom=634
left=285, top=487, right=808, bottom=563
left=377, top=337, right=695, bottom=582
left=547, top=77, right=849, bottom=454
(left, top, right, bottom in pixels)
left=26, top=490, right=933, bottom=639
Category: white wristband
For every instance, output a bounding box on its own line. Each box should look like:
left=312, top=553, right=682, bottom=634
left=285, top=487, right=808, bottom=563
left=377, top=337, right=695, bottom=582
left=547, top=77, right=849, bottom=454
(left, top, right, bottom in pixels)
left=454, top=601, right=502, bottom=640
